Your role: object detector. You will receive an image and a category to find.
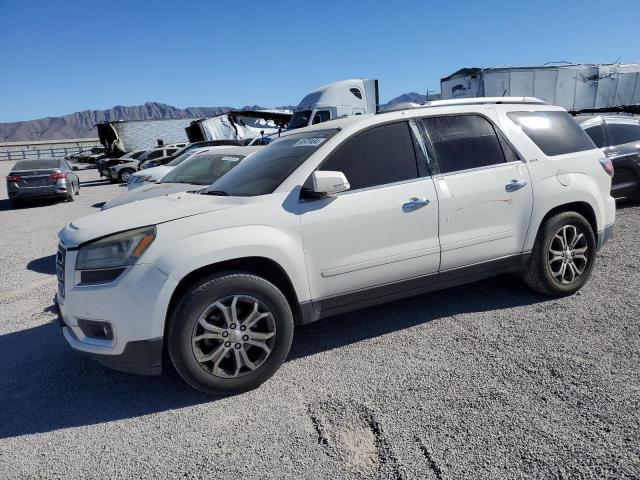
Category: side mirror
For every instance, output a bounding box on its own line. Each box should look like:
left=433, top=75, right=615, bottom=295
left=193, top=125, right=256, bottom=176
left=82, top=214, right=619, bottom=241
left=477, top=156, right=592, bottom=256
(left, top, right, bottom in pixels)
left=311, top=171, right=350, bottom=195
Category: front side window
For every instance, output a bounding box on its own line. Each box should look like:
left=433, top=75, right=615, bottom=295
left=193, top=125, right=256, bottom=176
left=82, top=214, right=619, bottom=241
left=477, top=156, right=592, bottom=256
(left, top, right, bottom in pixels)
left=319, top=122, right=419, bottom=190
left=206, top=130, right=338, bottom=196
left=312, top=111, right=331, bottom=125
left=508, top=111, right=595, bottom=156
left=288, top=110, right=313, bottom=129
left=161, top=153, right=246, bottom=185
left=584, top=124, right=606, bottom=148
left=421, top=115, right=506, bottom=174
left=606, top=122, right=640, bottom=146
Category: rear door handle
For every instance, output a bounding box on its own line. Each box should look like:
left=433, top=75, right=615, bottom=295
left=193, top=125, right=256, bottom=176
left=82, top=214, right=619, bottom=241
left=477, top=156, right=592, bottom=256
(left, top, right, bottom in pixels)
left=402, top=197, right=430, bottom=212
left=505, top=180, right=527, bottom=192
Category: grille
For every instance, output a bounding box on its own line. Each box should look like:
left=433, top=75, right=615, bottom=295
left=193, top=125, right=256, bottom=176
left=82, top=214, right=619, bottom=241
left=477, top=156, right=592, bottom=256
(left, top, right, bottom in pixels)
left=56, top=245, right=66, bottom=298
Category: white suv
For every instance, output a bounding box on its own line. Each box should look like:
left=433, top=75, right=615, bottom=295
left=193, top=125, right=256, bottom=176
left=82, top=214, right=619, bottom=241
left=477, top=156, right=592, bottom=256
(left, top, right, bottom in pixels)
left=56, top=97, right=615, bottom=395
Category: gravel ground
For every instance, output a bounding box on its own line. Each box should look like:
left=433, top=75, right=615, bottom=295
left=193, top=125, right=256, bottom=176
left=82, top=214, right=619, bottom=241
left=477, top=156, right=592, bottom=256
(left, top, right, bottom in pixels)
left=0, top=161, right=638, bottom=479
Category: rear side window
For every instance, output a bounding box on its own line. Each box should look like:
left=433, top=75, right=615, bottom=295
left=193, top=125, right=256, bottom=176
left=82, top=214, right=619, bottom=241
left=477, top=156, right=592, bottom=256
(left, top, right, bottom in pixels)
left=606, top=122, right=640, bottom=146
left=421, top=115, right=506, bottom=174
left=319, top=122, right=419, bottom=190
left=508, top=111, right=595, bottom=156
left=584, top=124, right=606, bottom=148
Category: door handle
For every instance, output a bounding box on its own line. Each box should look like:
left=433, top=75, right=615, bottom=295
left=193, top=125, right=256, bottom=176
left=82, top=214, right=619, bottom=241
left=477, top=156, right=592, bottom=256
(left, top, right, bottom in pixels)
left=402, top=197, right=430, bottom=212
left=505, top=179, right=527, bottom=193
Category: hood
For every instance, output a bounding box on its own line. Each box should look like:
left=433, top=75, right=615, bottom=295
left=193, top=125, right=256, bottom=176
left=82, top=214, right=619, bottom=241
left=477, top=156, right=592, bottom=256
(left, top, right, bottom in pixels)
left=102, top=182, right=199, bottom=210
left=59, top=192, right=238, bottom=247
left=134, top=165, right=173, bottom=180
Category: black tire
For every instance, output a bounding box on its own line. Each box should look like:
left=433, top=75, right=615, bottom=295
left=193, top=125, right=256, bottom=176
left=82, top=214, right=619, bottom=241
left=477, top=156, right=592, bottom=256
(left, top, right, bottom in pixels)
left=118, top=169, right=134, bottom=183
left=524, top=211, right=596, bottom=296
left=167, top=272, right=294, bottom=395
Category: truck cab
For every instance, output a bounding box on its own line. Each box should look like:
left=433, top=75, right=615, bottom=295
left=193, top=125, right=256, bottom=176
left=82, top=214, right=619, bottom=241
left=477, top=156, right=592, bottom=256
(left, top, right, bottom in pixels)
left=288, top=79, right=379, bottom=129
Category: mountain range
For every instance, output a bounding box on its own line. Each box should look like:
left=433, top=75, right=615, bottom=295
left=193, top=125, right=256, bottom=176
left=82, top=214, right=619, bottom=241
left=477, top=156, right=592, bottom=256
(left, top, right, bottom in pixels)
left=0, top=93, right=427, bottom=143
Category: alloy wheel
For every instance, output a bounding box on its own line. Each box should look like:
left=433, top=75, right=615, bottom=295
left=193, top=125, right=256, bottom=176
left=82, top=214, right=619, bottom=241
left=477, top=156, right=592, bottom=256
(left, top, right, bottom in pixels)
left=191, top=295, right=276, bottom=378
left=548, top=224, right=589, bottom=285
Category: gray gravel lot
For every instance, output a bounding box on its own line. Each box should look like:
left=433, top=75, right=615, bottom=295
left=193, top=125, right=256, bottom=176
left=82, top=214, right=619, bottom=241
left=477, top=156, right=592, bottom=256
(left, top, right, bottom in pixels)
left=0, top=161, right=639, bottom=479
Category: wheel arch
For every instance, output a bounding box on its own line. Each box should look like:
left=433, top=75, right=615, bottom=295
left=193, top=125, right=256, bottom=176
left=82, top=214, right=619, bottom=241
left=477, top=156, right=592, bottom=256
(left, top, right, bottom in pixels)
left=164, top=256, right=305, bottom=339
left=534, top=201, right=598, bottom=244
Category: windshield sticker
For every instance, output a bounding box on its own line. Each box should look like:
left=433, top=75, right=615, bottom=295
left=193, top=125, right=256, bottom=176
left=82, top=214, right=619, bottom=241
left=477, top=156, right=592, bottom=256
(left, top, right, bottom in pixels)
left=293, top=137, right=326, bottom=147
left=220, top=156, right=241, bottom=162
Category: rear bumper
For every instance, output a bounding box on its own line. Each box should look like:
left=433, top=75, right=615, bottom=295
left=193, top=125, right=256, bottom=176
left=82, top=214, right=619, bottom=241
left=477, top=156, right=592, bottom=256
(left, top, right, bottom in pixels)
left=597, top=224, right=614, bottom=251
left=7, top=185, right=68, bottom=200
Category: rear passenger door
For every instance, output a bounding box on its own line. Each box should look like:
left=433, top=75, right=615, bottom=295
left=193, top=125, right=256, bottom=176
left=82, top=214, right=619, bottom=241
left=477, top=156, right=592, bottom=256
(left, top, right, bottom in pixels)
left=420, top=114, right=533, bottom=274
left=300, top=121, right=440, bottom=305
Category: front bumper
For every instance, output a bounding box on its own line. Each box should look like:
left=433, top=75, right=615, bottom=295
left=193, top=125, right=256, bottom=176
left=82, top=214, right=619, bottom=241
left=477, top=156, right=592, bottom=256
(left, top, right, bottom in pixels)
left=57, top=256, right=177, bottom=375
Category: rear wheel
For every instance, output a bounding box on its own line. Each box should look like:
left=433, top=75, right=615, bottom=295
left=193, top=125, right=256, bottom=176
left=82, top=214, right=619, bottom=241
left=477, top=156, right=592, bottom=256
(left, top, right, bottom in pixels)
left=119, top=169, right=134, bottom=183
left=168, top=272, right=294, bottom=395
left=524, top=212, right=596, bottom=296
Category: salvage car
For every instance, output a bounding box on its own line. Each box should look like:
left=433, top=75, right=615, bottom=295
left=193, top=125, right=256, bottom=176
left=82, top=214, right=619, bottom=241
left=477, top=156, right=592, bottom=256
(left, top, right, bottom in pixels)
left=104, top=146, right=179, bottom=183
left=579, top=115, right=640, bottom=200
left=7, top=158, right=80, bottom=205
left=139, top=140, right=243, bottom=170
left=97, top=149, right=147, bottom=177
left=102, top=146, right=258, bottom=209
left=56, top=97, right=615, bottom=395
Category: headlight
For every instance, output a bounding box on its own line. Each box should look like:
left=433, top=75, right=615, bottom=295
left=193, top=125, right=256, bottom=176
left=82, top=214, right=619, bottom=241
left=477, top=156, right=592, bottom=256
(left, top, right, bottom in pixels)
left=76, top=226, right=156, bottom=271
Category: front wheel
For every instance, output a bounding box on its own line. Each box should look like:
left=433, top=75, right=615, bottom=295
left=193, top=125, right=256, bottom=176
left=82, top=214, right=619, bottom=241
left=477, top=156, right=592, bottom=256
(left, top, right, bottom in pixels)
left=524, top=212, right=596, bottom=296
left=119, top=169, right=134, bottom=183
left=167, top=273, right=294, bottom=395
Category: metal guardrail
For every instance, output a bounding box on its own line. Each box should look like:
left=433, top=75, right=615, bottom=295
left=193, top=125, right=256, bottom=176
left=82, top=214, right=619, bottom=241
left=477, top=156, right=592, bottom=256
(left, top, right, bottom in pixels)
left=0, top=138, right=102, bottom=161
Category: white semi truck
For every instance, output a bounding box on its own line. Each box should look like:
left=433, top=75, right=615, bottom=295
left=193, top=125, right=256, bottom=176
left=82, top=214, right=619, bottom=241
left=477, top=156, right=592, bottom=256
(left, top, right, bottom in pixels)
left=288, top=78, right=379, bottom=129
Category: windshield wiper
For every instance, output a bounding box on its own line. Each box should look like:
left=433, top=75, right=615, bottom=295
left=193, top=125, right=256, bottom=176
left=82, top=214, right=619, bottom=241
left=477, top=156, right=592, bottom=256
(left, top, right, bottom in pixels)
left=203, top=190, right=230, bottom=196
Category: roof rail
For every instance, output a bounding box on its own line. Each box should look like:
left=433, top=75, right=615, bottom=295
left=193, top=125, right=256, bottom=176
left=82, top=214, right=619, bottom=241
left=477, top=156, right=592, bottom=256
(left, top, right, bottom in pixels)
left=380, top=96, right=546, bottom=113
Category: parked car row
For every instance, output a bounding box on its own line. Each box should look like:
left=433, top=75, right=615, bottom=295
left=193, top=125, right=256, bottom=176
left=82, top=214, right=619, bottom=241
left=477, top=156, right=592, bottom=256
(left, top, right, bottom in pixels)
left=577, top=114, right=640, bottom=201
left=56, top=97, right=618, bottom=396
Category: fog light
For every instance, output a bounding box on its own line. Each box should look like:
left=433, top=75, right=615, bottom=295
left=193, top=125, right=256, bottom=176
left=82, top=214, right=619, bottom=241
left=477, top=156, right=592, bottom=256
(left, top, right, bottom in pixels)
left=77, top=319, right=113, bottom=340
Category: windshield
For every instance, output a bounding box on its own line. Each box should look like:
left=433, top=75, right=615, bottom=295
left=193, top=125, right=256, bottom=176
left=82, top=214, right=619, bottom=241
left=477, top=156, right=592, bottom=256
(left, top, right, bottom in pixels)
left=288, top=110, right=312, bottom=129
left=205, top=129, right=337, bottom=197
left=167, top=150, right=200, bottom=167
left=161, top=153, right=246, bottom=185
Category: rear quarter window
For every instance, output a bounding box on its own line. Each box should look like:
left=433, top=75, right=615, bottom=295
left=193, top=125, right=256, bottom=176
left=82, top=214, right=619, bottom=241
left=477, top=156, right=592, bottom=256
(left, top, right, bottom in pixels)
left=508, top=111, right=596, bottom=156
left=606, top=122, right=640, bottom=146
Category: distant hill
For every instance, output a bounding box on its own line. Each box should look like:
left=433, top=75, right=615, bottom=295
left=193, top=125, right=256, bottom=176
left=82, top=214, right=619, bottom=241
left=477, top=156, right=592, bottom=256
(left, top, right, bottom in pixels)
left=0, top=93, right=428, bottom=142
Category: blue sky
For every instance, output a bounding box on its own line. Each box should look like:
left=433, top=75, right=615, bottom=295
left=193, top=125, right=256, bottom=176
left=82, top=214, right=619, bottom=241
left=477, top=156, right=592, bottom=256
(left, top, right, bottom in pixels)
left=1, top=0, right=639, bottom=122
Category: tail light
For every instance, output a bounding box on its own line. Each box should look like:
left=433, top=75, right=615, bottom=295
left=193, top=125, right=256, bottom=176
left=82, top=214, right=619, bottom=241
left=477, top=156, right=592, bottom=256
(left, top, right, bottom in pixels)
left=49, top=172, right=67, bottom=180
left=6, top=175, right=22, bottom=182
left=599, top=158, right=614, bottom=177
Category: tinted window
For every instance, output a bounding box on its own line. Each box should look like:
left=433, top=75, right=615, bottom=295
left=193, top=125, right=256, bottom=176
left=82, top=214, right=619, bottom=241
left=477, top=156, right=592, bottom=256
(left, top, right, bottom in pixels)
left=584, top=124, right=606, bottom=148
left=13, top=159, right=60, bottom=170
left=166, top=149, right=178, bottom=156
left=289, top=110, right=312, bottom=129
left=508, top=111, right=595, bottom=156
left=146, top=150, right=163, bottom=160
left=497, top=130, right=521, bottom=163
left=319, top=122, right=418, bottom=190
left=312, top=111, right=331, bottom=125
left=422, top=115, right=506, bottom=174
left=161, top=153, right=246, bottom=185
left=130, top=150, right=146, bottom=159
left=607, top=122, right=640, bottom=146
left=206, top=130, right=338, bottom=196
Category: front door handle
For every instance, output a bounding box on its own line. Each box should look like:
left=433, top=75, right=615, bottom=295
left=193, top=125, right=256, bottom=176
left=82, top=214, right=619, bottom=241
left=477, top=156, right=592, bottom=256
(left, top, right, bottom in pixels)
left=505, top=179, right=527, bottom=193
left=402, top=197, right=430, bottom=212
